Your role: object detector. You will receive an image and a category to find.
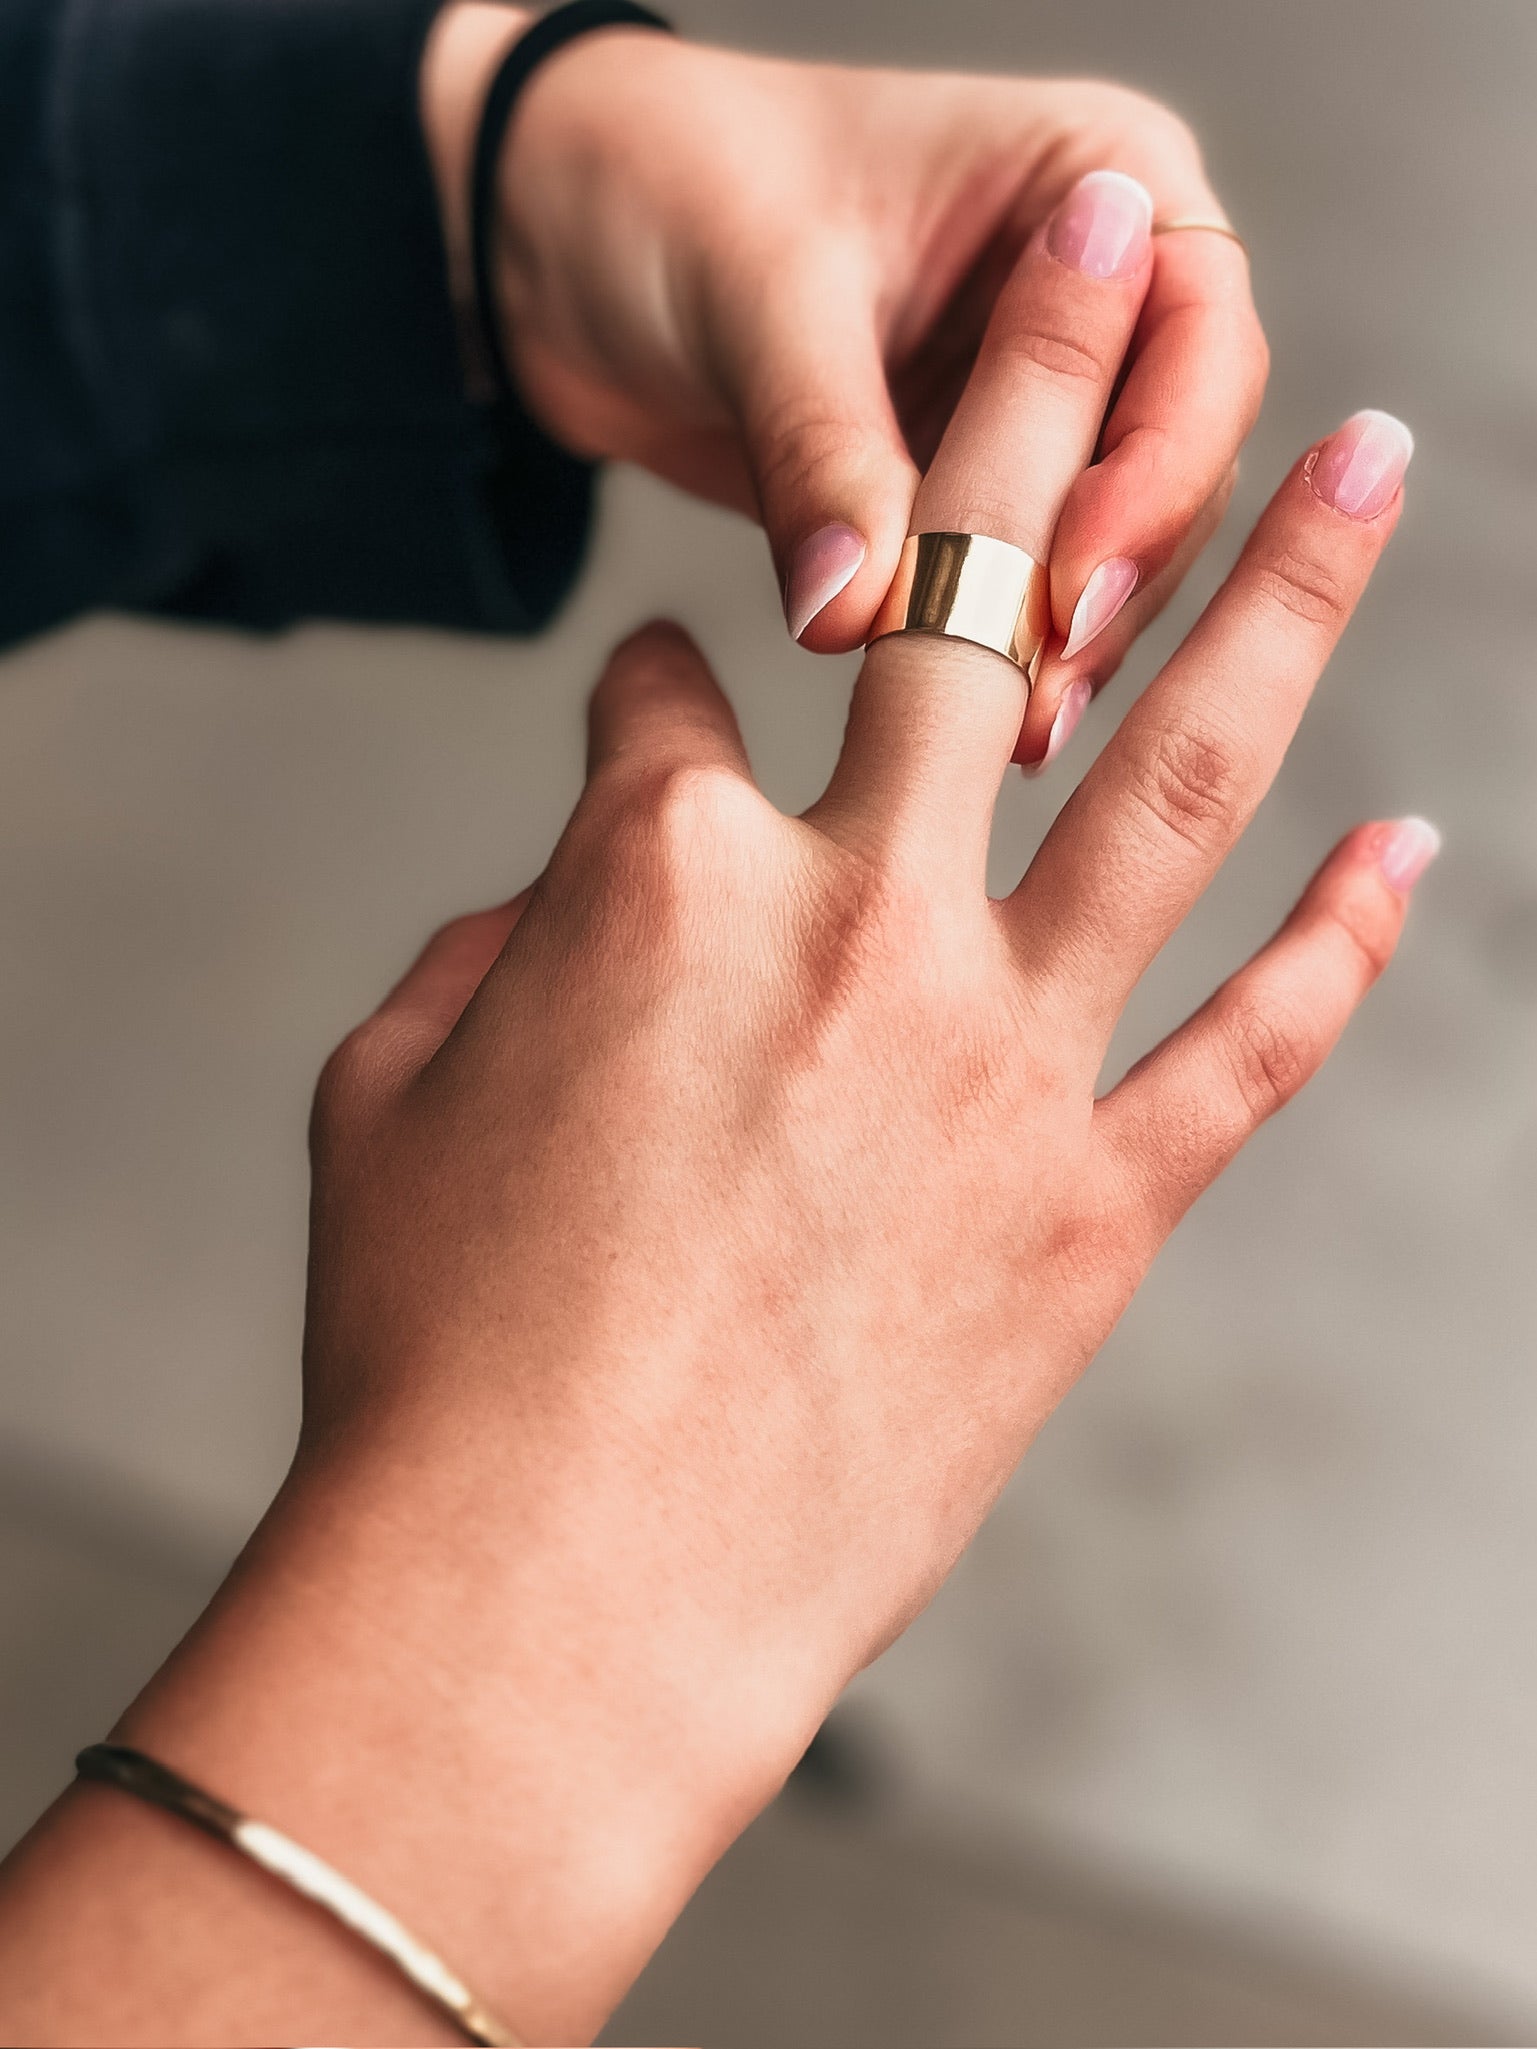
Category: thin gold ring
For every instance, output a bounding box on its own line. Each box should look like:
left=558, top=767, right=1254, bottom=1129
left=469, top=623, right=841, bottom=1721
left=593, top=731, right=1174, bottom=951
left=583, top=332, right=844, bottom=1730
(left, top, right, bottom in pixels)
left=867, top=532, right=1049, bottom=687
left=1152, top=216, right=1248, bottom=255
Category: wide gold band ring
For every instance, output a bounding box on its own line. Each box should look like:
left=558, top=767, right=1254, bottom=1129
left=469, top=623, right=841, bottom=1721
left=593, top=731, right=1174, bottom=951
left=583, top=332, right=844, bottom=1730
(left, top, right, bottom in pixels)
left=867, top=532, right=1050, bottom=685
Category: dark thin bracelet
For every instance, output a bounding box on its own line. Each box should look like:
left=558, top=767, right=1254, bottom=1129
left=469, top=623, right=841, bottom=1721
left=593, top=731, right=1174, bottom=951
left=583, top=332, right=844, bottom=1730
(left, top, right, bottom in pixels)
left=471, top=0, right=674, bottom=406
left=75, top=1744, right=521, bottom=2046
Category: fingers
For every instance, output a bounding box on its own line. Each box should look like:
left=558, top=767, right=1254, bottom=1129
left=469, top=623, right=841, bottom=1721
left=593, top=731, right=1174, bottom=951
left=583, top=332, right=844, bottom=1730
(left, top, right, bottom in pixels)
left=817, top=172, right=1154, bottom=873
left=713, top=259, right=919, bottom=654
left=585, top=620, right=752, bottom=787
left=309, top=892, right=535, bottom=1143
left=1095, top=818, right=1439, bottom=1229
left=810, top=631, right=1028, bottom=893
left=1011, top=410, right=1415, bottom=1037
left=1015, top=463, right=1237, bottom=771
left=910, top=170, right=1154, bottom=551
left=1047, top=230, right=1268, bottom=671
left=326, top=621, right=751, bottom=1104
left=374, top=895, right=534, bottom=1058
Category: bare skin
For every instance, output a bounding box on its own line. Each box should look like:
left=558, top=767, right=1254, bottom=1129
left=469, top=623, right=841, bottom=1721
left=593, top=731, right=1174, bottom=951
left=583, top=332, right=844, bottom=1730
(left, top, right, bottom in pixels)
left=0, top=401, right=1428, bottom=2046
left=419, top=8, right=1267, bottom=757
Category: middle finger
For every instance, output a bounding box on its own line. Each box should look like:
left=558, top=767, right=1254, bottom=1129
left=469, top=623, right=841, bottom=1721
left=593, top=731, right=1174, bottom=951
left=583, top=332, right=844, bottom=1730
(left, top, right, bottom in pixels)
left=908, top=170, right=1153, bottom=560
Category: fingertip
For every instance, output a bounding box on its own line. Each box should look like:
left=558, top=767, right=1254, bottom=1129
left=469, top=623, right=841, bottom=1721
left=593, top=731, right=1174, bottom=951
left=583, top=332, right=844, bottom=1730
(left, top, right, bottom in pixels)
left=1365, top=814, right=1442, bottom=895
left=1061, top=556, right=1140, bottom=662
left=789, top=523, right=912, bottom=654
left=1011, top=645, right=1100, bottom=769
left=594, top=620, right=711, bottom=709
left=1019, top=677, right=1094, bottom=779
left=1305, top=410, right=1415, bottom=523
left=784, top=523, right=867, bottom=644
left=607, top=617, right=701, bottom=664
left=1290, top=816, right=1439, bottom=982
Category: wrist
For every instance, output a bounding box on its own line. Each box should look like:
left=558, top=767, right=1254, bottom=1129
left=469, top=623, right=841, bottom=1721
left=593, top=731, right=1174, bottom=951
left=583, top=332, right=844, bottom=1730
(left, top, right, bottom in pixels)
left=114, top=1428, right=812, bottom=2042
left=419, top=2, right=533, bottom=347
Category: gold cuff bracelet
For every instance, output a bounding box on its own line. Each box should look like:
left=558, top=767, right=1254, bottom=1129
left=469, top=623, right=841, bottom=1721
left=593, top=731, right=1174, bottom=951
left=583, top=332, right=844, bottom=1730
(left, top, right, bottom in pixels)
left=867, top=531, right=1050, bottom=686
left=75, top=1744, right=521, bottom=2047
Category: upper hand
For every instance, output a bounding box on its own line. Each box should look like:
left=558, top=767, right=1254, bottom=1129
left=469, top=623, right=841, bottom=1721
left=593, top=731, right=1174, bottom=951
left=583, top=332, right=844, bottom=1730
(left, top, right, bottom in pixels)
left=426, top=11, right=1267, bottom=760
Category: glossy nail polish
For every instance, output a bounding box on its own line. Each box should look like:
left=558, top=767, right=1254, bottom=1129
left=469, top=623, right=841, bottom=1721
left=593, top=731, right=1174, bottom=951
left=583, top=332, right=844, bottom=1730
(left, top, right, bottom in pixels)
left=1309, top=410, right=1415, bottom=520
left=785, top=524, right=866, bottom=642
left=1022, top=678, right=1093, bottom=777
left=1062, top=557, right=1139, bottom=661
left=1377, top=815, right=1441, bottom=892
left=1046, top=170, right=1153, bottom=280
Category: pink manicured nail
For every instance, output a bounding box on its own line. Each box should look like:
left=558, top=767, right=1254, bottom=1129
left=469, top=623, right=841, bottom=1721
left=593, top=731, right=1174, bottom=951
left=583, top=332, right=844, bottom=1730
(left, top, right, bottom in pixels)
left=785, top=523, right=866, bottom=642
left=1062, top=556, right=1139, bottom=661
left=1023, top=678, right=1093, bottom=778
left=1046, top=170, right=1153, bottom=280
left=1309, top=410, right=1415, bottom=520
left=1377, top=815, right=1441, bottom=892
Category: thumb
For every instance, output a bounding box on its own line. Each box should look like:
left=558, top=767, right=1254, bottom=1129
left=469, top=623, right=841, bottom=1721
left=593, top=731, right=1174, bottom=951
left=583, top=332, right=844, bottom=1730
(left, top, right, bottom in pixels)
left=719, top=266, right=917, bottom=652
left=373, top=893, right=533, bottom=1071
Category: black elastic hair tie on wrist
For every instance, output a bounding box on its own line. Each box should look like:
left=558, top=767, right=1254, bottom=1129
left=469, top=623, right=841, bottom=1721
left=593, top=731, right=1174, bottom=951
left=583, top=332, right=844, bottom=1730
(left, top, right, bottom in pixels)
left=471, top=0, right=675, bottom=405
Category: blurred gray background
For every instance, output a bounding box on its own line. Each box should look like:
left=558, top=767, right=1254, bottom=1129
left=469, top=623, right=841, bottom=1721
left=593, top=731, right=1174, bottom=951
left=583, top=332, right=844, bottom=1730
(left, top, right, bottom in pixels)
left=4, top=1, right=1536, bottom=2042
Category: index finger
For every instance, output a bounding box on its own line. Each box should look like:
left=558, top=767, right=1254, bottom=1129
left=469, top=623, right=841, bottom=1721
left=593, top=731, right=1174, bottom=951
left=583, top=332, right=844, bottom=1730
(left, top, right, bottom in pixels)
left=1015, top=229, right=1269, bottom=759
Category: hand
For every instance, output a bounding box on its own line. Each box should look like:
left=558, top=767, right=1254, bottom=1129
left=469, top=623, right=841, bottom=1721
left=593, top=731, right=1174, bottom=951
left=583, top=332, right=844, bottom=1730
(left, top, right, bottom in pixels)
left=300, top=406, right=1421, bottom=1654
left=0, top=410, right=1422, bottom=2048
left=421, top=9, right=1267, bottom=762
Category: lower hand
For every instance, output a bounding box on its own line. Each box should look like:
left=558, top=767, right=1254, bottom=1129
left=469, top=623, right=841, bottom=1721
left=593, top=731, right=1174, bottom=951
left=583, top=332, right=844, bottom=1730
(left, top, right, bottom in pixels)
left=298, top=411, right=1419, bottom=2034
left=0, top=410, right=1422, bottom=2048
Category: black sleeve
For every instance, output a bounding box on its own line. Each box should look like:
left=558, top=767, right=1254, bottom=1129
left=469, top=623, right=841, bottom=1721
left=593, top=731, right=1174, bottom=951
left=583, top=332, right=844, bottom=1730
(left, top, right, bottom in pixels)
left=0, top=0, right=595, bottom=649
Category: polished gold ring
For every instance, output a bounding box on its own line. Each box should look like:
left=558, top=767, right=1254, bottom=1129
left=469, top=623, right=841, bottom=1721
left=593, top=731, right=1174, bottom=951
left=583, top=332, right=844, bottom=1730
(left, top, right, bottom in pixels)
left=867, top=532, right=1050, bottom=685
left=1152, top=216, right=1248, bottom=255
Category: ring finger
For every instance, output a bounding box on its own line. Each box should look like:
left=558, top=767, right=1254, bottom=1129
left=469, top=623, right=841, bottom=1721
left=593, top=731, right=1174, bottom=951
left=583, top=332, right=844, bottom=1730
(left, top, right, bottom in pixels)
left=1016, top=461, right=1238, bottom=771
left=823, top=171, right=1155, bottom=865
left=909, top=169, right=1154, bottom=556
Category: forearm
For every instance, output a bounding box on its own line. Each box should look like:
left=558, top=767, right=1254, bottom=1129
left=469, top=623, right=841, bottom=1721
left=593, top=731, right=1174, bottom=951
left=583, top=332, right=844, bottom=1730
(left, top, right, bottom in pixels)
left=0, top=1432, right=808, bottom=2046
left=0, top=0, right=589, bottom=649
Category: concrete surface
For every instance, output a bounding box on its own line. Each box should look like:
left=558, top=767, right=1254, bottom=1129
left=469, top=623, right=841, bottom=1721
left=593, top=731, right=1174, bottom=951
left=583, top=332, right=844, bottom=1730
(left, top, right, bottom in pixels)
left=4, top=1, right=1537, bottom=2040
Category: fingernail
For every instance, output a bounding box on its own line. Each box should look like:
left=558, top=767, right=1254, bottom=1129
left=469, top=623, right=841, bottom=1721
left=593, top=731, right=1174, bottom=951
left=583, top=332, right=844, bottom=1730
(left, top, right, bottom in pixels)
left=1046, top=170, right=1153, bottom=280
left=1309, top=410, right=1415, bottom=520
left=1022, top=678, right=1094, bottom=778
left=785, top=523, right=866, bottom=642
left=1376, top=815, right=1441, bottom=892
left=1062, top=556, right=1139, bottom=661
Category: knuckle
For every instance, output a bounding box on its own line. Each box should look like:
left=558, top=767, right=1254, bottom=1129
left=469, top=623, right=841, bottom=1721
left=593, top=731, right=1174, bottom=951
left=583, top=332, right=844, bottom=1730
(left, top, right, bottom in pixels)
left=1246, top=312, right=1273, bottom=395
left=641, top=759, right=756, bottom=842
left=310, top=1022, right=386, bottom=1154
left=1253, top=544, right=1351, bottom=631
left=998, top=318, right=1115, bottom=391
left=1130, top=713, right=1244, bottom=851
left=1040, top=1191, right=1121, bottom=1295
left=1321, top=888, right=1398, bottom=984
left=1161, top=108, right=1200, bottom=157
left=1140, top=98, right=1200, bottom=162
left=1097, top=84, right=1199, bottom=165
left=1224, top=1000, right=1310, bottom=1122
left=751, top=395, right=865, bottom=510
left=606, top=760, right=762, bottom=908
